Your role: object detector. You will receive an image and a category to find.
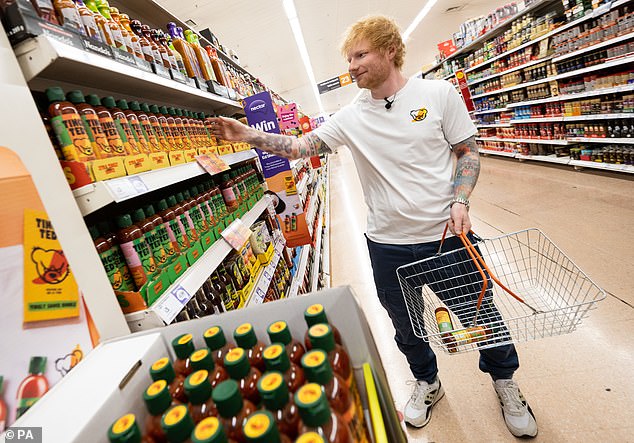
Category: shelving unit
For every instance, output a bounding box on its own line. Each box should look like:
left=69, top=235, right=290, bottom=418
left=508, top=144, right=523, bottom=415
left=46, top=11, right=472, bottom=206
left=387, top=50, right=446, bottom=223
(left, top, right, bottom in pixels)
left=125, top=196, right=271, bottom=331
left=245, top=236, right=286, bottom=306
left=476, top=137, right=569, bottom=145
left=506, top=84, right=634, bottom=108
left=309, top=202, right=325, bottom=293
left=288, top=244, right=311, bottom=299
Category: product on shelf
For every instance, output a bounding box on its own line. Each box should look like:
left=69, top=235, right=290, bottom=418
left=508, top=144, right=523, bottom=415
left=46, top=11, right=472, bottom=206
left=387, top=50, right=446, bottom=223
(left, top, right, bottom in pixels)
left=115, top=213, right=157, bottom=287
left=0, top=376, right=6, bottom=432
left=263, top=344, right=305, bottom=393
left=212, top=379, right=257, bottom=443
left=257, top=372, right=300, bottom=440
left=267, top=320, right=306, bottom=366
left=84, top=93, right=127, bottom=156
left=203, top=326, right=236, bottom=367
left=190, top=348, right=230, bottom=389
left=15, top=356, right=49, bottom=419
left=233, top=323, right=267, bottom=373
left=89, top=225, right=135, bottom=292
left=303, top=304, right=343, bottom=350
left=184, top=370, right=218, bottom=425
left=172, top=333, right=196, bottom=377
left=142, top=379, right=171, bottom=442
left=161, top=404, right=196, bottom=443
left=191, top=416, right=231, bottom=443
left=243, top=410, right=292, bottom=443
left=102, top=96, right=143, bottom=155
left=294, top=383, right=353, bottom=443
left=108, top=413, right=144, bottom=443
left=150, top=357, right=189, bottom=403
left=224, top=347, right=262, bottom=406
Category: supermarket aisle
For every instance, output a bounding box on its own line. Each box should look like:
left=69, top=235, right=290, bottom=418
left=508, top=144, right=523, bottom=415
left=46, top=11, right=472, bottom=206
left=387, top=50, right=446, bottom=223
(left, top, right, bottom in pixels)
left=328, top=148, right=634, bottom=442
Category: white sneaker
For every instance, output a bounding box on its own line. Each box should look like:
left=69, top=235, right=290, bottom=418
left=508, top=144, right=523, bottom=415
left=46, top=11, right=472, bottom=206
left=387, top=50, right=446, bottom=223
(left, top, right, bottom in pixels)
left=404, top=377, right=445, bottom=427
left=493, top=379, right=538, bottom=438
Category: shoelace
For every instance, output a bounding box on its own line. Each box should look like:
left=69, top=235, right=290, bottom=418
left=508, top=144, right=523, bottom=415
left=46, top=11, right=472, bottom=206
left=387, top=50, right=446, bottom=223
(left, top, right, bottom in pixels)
left=406, top=380, right=435, bottom=407
left=496, top=381, right=525, bottom=416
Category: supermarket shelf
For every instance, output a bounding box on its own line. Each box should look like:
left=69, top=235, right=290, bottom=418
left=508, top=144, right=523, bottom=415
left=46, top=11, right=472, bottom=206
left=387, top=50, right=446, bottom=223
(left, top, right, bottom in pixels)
left=516, top=154, right=571, bottom=164
left=506, top=84, right=634, bottom=107
left=422, top=0, right=557, bottom=75
left=511, top=114, right=634, bottom=124
left=478, top=148, right=518, bottom=157
left=568, top=137, right=634, bottom=144
left=463, top=0, right=630, bottom=73
left=125, top=196, right=271, bottom=331
left=245, top=236, right=285, bottom=306
left=476, top=123, right=513, bottom=128
left=468, top=57, right=552, bottom=86
left=296, top=170, right=312, bottom=203
left=310, top=202, right=325, bottom=293
left=470, top=54, right=634, bottom=99
left=552, top=32, right=634, bottom=63
left=473, top=108, right=509, bottom=115
left=570, top=159, right=634, bottom=173
left=73, top=150, right=258, bottom=216
left=476, top=136, right=569, bottom=145
left=322, top=190, right=330, bottom=289
left=288, top=245, right=311, bottom=299
left=14, top=34, right=243, bottom=113
left=305, top=176, right=323, bottom=235
left=510, top=117, right=564, bottom=123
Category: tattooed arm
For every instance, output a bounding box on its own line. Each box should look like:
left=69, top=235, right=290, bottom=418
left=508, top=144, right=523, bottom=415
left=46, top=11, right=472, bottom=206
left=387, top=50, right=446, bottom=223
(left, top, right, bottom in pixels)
left=208, top=116, right=332, bottom=160
left=449, top=135, right=481, bottom=235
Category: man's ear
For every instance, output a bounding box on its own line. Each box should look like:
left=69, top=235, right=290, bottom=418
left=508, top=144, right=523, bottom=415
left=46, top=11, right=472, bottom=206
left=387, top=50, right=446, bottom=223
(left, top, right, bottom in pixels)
left=386, top=44, right=397, bottom=61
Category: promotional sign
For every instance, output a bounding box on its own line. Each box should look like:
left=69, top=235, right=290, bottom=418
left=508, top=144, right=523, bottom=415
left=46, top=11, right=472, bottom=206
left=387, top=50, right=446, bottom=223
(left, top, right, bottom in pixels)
left=279, top=103, right=300, bottom=131
left=243, top=92, right=311, bottom=247
left=455, top=70, right=475, bottom=112
left=23, top=209, right=79, bottom=322
left=317, top=72, right=354, bottom=94
left=195, top=154, right=230, bottom=176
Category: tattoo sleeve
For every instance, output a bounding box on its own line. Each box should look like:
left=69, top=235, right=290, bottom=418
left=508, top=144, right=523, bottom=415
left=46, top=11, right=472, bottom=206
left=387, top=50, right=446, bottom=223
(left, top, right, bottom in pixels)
left=451, top=135, right=480, bottom=201
left=245, top=129, right=332, bottom=160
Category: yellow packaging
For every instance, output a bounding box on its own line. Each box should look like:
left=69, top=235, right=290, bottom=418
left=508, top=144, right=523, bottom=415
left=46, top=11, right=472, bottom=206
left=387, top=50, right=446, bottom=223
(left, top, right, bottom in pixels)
left=91, top=157, right=126, bottom=181
left=123, top=154, right=151, bottom=175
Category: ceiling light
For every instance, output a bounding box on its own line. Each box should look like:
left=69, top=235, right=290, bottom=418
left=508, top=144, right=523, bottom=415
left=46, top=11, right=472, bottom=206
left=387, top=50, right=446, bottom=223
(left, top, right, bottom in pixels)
left=402, top=0, right=438, bottom=41
left=283, top=0, right=325, bottom=115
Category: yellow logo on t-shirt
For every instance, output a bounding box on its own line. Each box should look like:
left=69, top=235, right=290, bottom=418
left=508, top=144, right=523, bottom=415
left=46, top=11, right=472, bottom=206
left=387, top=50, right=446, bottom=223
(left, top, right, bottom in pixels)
left=410, top=108, right=428, bottom=122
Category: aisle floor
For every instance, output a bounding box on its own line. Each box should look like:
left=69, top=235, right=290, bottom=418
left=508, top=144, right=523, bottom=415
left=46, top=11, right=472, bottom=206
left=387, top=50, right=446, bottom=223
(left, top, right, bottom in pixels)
left=327, top=148, right=634, bottom=442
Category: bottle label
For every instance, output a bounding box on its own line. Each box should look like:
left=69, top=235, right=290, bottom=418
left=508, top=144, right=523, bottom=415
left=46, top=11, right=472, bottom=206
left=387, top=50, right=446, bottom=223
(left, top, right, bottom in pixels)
left=79, top=13, right=101, bottom=41
left=221, top=186, right=237, bottom=205
left=113, top=118, right=141, bottom=155
left=139, top=118, right=161, bottom=152
left=128, top=119, right=150, bottom=153
left=99, top=247, right=133, bottom=291
left=59, top=7, right=83, bottom=33
left=145, top=227, right=168, bottom=268
left=81, top=113, right=112, bottom=158
left=181, top=213, right=198, bottom=241
left=189, top=204, right=208, bottom=233
left=199, top=201, right=215, bottom=226
left=99, top=116, right=126, bottom=155
left=51, top=114, right=95, bottom=162
left=155, top=223, right=177, bottom=259
left=168, top=218, right=190, bottom=250
left=110, top=27, right=126, bottom=51
left=119, top=237, right=155, bottom=287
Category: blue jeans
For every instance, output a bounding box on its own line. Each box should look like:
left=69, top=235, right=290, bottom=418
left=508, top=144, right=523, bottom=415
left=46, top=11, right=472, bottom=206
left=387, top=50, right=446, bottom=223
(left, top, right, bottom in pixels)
left=366, top=234, right=519, bottom=383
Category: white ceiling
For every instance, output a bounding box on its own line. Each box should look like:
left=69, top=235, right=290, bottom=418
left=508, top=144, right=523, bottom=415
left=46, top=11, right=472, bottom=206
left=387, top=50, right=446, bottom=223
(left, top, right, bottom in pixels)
left=156, top=0, right=510, bottom=116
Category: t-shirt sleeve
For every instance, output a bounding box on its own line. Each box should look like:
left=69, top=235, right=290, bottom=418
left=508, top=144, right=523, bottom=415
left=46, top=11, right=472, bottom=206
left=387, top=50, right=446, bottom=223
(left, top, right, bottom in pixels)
left=441, top=81, right=478, bottom=145
left=312, top=112, right=347, bottom=150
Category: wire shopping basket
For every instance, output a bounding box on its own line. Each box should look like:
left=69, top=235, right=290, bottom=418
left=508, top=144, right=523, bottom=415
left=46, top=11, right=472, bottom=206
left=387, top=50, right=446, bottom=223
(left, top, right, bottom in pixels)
left=396, top=228, right=605, bottom=354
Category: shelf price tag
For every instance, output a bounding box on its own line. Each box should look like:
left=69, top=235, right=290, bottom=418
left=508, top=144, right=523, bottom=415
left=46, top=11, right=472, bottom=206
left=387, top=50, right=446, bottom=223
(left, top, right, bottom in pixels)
left=105, top=176, right=149, bottom=202
left=221, top=218, right=252, bottom=251
left=196, top=154, right=230, bottom=176
left=155, top=284, right=191, bottom=324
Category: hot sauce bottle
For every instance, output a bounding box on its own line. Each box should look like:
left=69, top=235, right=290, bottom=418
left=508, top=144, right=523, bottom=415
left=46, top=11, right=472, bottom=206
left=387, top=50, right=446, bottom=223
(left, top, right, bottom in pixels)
left=142, top=103, right=170, bottom=151
left=85, top=94, right=127, bottom=156
left=96, top=221, right=136, bottom=290
left=304, top=304, right=343, bottom=350
left=204, top=46, right=231, bottom=88
left=257, top=372, right=300, bottom=441
left=15, top=356, right=49, bottom=418
left=130, top=101, right=162, bottom=153
left=149, top=357, right=188, bottom=404
left=242, top=410, right=292, bottom=443
left=150, top=104, right=177, bottom=150
left=263, top=344, right=305, bottom=394
left=183, top=188, right=208, bottom=236
left=29, top=0, right=60, bottom=25
left=74, top=0, right=101, bottom=42
left=66, top=90, right=113, bottom=160
left=118, top=13, right=146, bottom=60
left=161, top=405, right=195, bottom=443
left=101, top=96, right=141, bottom=155
left=143, top=379, right=171, bottom=443
left=307, top=325, right=352, bottom=390
left=184, top=30, right=215, bottom=82
left=157, top=198, right=189, bottom=253
left=95, top=0, right=126, bottom=52
left=110, top=7, right=142, bottom=59
left=296, top=433, right=326, bottom=443
left=108, top=414, right=152, bottom=443
left=294, top=384, right=353, bottom=443
left=195, top=184, right=216, bottom=230
left=161, top=106, right=184, bottom=150
left=141, top=24, right=169, bottom=69
left=212, top=380, right=256, bottom=443
left=267, top=320, right=305, bottom=366
left=132, top=208, right=168, bottom=271
left=115, top=213, right=157, bottom=288
left=184, top=370, right=218, bottom=425
left=175, top=192, right=199, bottom=243
left=172, top=333, right=196, bottom=378
left=46, top=87, right=96, bottom=163
left=129, top=19, right=158, bottom=64
left=89, top=225, right=134, bottom=292
left=223, top=348, right=261, bottom=406
left=169, top=107, right=192, bottom=149
left=203, top=326, right=235, bottom=368
left=233, top=323, right=266, bottom=373
left=84, top=0, right=114, bottom=47
left=144, top=203, right=178, bottom=264
left=167, top=22, right=203, bottom=79
left=192, top=417, right=236, bottom=443
left=301, top=351, right=368, bottom=443
left=118, top=99, right=151, bottom=154
left=168, top=195, right=194, bottom=248
left=152, top=29, right=178, bottom=71
left=190, top=348, right=229, bottom=389
left=53, top=0, right=84, bottom=35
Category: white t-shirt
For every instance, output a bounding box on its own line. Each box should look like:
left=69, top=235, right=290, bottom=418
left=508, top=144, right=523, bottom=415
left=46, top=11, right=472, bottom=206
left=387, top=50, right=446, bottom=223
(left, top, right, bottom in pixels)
left=314, top=78, right=477, bottom=244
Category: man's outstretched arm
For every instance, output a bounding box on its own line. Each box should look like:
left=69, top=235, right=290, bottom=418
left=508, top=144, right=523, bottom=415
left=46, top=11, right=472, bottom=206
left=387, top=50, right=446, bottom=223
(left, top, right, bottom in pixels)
left=208, top=116, right=332, bottom=160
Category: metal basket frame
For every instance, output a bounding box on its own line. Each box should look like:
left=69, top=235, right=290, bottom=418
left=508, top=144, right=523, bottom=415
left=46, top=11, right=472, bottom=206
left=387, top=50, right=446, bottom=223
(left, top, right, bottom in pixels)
left=396, top=228, right=606, bottom=354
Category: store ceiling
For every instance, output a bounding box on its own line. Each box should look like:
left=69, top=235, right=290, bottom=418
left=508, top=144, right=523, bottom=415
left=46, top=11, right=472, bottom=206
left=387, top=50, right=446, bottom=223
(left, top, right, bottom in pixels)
left=157, top=0, right=510, bottom=116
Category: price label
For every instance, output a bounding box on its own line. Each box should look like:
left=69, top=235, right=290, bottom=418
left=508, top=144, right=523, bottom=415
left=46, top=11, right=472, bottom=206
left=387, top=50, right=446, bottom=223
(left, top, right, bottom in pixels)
left=154, top=285, right=191, bottom=324
left=196, top=154, right=230, bottom=176
left=252, top=286, right=266, bottom=305
left=105, top=176, right=149, bottom=202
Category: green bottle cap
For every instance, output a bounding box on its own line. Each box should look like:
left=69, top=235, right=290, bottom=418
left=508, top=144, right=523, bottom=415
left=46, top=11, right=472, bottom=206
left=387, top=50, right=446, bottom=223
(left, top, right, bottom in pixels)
left=144, top=204, right=156, bottom=217
left=233, top=323, right=257, bottom=349
left=141, top=103, right=152, bottom=113
left=168, top=107, right=177, bottom=116
left=143, top=379, right=172, bottom=416
left=28, top=356, right=46, bottom=374
left=108, top=414, right=142, bottom=443
left=304, top=304, right=330, bottom=327
left=149, top=357, right=176, bottom=384
left=212, top=380, right=243, bottom=418
left=88, top=225, right=100, bottom=240
left=301, top=350, right=333, bottom=385
left=190, top=186, right=199, bottom=197
left=262, top=343, right=290, bottom=373
left=266, top=321, right=292, bottom=345
left=172, top=333, right=196, bottom=359
left=117, top=99, right=130, bottom=110
left=203, top=326, right=228, bottom=350
left=196, top=184, right=205, bottom=195
left=157, top=199, right=169, bottom=212
left=85, top=94, right=102, bottom=107
left=190, top=348, right=215, bottom=372
left=191, top=417, right=228, bottom=443
left=167, top=195, right=178, bottom=207
left=150, top=104, right=161, bottom=114
left=161, top=404, right=195, bottom=443
left=96, top=220, right=113, bottom=236
left=131, top=208, right=146, bottom=223
left=243, top=410, right=282, bottom=443
left=176, top=109, right=183, bottom=117
left=129, top=101, right=141, bottom=111
left=183, top=189, right=191, bottom=199
left=175, top=192, right=185, bottom=204
left=66, top=90, right=86, bottom=104
left=159, top=106, right=169, bottom=115
left=223, top=347, right=250, bottom=380
left=296, top=432, right=325, bottom=443
left=184, top=370, right=213, bottom=405
left=307, top=324, right=336, bottom=353
left=257, top=371, right=289, bottom=411
left=45, top=87, right=65, bottom=103
left=294, top=383, right=331, bottom=428
left=101, top=96, right=117, bottom=108
left=115, top=214, right=133, bottom=229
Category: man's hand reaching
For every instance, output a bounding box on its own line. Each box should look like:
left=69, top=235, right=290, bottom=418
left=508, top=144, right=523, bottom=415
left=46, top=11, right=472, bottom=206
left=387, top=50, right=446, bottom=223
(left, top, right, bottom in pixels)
left=207, top=116, right=251, bottom=142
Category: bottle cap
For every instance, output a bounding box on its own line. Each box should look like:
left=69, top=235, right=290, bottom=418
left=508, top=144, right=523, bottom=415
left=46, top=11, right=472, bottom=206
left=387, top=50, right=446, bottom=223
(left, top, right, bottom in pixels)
left=212, top=380, right=243, bottom=418
left=149, top=357, right=176, bottom=383
left=157, top=199, right=169, bottom=211
left=262, top=343, right=290, bottom=373
left=296, top=432, right=325, bottom=443
left=161, top=405, right=195, bottom=443
left=175, top=192, right=185, bottom=204
left=144, top=204, right=156, bottom=217
left=224, top=347, right=250, bottom=379
left=190, top=348, right=215, bottom=372
left=28, top=356, right=47, bottom=374
left=143, top=379, right=171, bottom=416
left=45, top=87, right=65, bottom=103
left=159, top=106, right=169, bottom=115
left=294, top=383, right=331, bottom=427
left=149, top=104, right=160, bottom=114
left=66, top=90, right=86, bottom=104
left=96, top=220, right=113, bottom=236
left=307, top=324, right=336, bottom=353
left=168, top=107, right=177, bottom=116
left=233, top=323, right=257, bottom=349
left=167, top=195, right=178, bottom=207
left=203, top=326, right=228, bottom=350
left=184, top=370, right=212, bottom=405
left=138, top=102, right=149, bottom=112
left=243, top=410, right=282, bottom=443
left=257, top=371, right=289, bottom=411
left=108, top=414, right=141, bottom=443
left=172, top=333, right=195, bottom=359
left=101, top=96, right=117, bottom=108
left=116, top=99, right=130, bottom=110
left=115, top=214, right=133, bottom=229
left=266, top=320, right=292, bottom=345
left=301, top=350, right=333, bottom=385
left=85, top=94, right=102, bottom=107
left=304, top=304, right=329, bottom=327
left=88, top=225, right=100, bottom=240
left=191, top=417, right=227, bottom=443
left=131, top=208, right=146, bottom=223
left=183, top=189, right=191, bottom=199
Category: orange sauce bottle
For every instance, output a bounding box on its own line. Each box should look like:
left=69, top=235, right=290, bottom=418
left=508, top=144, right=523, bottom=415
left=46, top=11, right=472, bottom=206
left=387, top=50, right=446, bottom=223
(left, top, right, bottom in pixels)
left=263, top=344, right=305, bottom=394
left=224, top=348, right=261, bottom=406
left=257, top=372, right=300, bottom=441
left=184, top=370, right=218, bottom=424
left=243, top=410, right=293, bottom=443
left=66, top=89, right=113, bottom=159
left=233, top=323, right=266, bottom=373
left=160, top=405, right=195, bottom=443
left=295, top=384, right=353, bottom=443
left=85, top=94, right=126, bottom=156
left=101, top=96, right=141, bottom=155
left=203, top=326, right=236, bottom=368
left=118, top=99, right=151, bottom=154
left=212, top=380, right=256, bottom=443
left=190, top=348, right=229, bottom=389
left=304, top=304, right=343, bottom=350
left=130, top=101, right=162, bottom=153
left=171, top=333, right=196, bottom=378
left=142, top=379, right=171, bottom=443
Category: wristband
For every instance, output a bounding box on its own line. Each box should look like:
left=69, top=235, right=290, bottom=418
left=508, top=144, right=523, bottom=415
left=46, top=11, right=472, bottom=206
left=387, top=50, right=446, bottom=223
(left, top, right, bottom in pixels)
left=450, top=197, right=470, bottom=209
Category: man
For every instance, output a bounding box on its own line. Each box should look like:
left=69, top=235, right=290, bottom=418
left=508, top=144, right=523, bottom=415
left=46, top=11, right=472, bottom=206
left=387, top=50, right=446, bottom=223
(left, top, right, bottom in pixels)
left=209, top=15, right=537, bottom=438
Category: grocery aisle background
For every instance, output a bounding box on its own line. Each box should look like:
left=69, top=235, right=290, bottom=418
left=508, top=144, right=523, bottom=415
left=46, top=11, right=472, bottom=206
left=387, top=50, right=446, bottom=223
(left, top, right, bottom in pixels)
left=328, top=148, right=634, bottom=442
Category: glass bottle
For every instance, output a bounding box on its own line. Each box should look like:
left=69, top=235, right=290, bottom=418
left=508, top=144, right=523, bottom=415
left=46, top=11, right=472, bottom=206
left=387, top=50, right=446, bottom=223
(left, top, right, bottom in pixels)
left=118, top=99, right=151, bottom=154
left=30, top=0, right=59, bottom=25
left=202, top=278, right=225, bottom=314
left=171, top=333, right=196, bottom=377
left=142, top=379, right=171, bottom=443
left=242, top=410, right=292, bottom=443
left=84, top=94, right=126, bottom=156
left=184, top=370, right=218, bottom=424
left=143, top=25, right=170, bottom=69
left=303, top=304, right=343, bottom=350
left=184, top=29, right=215, bottom=81
left=212, top=380, right=256, bottom=443
left=108, top=414, right=151, bottom=443
left=294, top=384, right=353, bottom=443
left=167, top=22, right=203, bottom=79
left=257, top=372, right=300, bottom=441
left=110, top=7, right=141, bottom=58
left=203, top=325, right=235, bottom=367
left=53, top=0, right=84, bottom=34
left=307, top=325, right=352, bottom=389
left=263, top=344, right=305, bottom=394
left=161, top=405, right=195, bottom=443
left=95, top=0, right=126, bottom=52
left=101, top=96, right=141, bottom=155
left=190, top=348, right=229, bottom=388
left=83, top=0, right=114, bottom=46
left=218, top=266, right=240, bottom=310
left=74, top=0, right=101, bottom=41
left=223, top=347, right=262, bottom=406
left=233, top=323, right=267, bottom=373
left=163, top=32, right=187, bottom=77
left=153, top=29, right=179, bottom=71
left=150, top=104, right=177, bottom=150
left=66, top=90, right=113, bottom=160
left=150, top=357, right=188, bottom=404
left=129, top=19, right=157, bottom=64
